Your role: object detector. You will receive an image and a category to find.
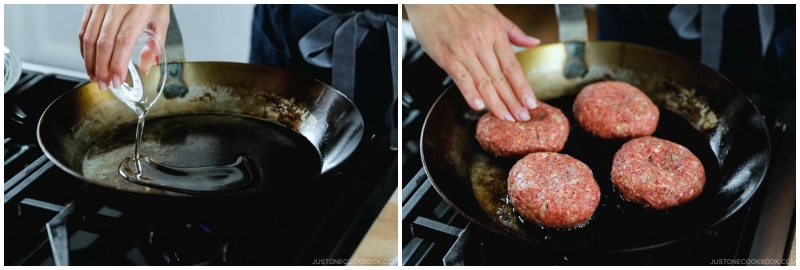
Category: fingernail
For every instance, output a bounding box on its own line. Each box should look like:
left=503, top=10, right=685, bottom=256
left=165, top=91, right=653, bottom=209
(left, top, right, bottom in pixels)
left=518, top=110, right=531, bottom=121
left=474, top=99, right=486, bottom=110
left=529, top=36, right=541, bottom=44
left=525, top=96, right=538, bottom=109
left=112, top=75, right=122, bottom=89
left=502, top=112, right=515, bottom=122
left=98, top=81, right=108, bottom=91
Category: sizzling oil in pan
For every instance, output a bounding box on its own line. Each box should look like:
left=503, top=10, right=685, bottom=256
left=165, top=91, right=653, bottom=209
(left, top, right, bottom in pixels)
left=82, top=113, right=322, bottom=194
left=469, top=95, right=722, bottom=238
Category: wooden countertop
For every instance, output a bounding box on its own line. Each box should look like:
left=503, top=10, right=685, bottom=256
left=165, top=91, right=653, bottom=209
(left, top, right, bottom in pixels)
left=348, top=188, right=398, bottom=266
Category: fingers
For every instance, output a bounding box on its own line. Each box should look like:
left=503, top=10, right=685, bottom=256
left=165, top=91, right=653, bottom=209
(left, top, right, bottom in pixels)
left=451, top=59, right=517, bottom=122
left=81, top=5, right=108, bottom=85
left=473, top=41, right=529, bottom=122
left=408, top=4, right=540, bottom=122
left=140, top=5, right=170, bottom=73
left=78, top=5, right=93, bottom=59
left=79, top=5, right=168, bottom=91
left=496, top=14, right=539, bottom=110
left=138, top=41, right=159, bottom=74
left=448, top=61, right=485, bottom=111
left=109, top=6, right=151, bottom=87
left=137, top=27, right=162, bottom=71
left=94, top=5, right=130, bottom=90
left=457, top=22, right=532, bottom=121
left=502, top=16, right=541, bottom=48
left=152, top=4, right=171, bottom=54
left=494, top=39, right=538, bottom=110
left=434, top=23, right=528, bottom=121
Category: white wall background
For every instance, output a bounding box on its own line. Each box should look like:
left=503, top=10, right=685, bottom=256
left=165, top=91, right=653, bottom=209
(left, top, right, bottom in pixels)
left=4, top=4, right=253, bottom=74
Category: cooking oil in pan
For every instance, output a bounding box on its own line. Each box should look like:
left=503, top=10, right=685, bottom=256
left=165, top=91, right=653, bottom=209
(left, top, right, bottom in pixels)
left=113, top=96, right=253, bottom=194
left=83, top=113, right=322, bottom=194
left=118, top=154, right=256, bottom=194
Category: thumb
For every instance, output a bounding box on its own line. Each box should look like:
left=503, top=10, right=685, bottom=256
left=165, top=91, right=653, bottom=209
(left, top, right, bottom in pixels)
left=502, top=17, right=540, bottom=48
left=138, top=42, right=159, bottom=75
left=139, top=5, right=170, bottom=70
left=153, top=17, right=169, bottom=59
left=152, top=4, right=170, bottom=56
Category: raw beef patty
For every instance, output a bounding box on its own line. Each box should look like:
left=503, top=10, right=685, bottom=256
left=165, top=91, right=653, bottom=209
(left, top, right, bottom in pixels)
left=508, top=152, right=601, bottom=228
left=611, top=136, right=706, bottom=210
left=476, top=102, right=569, bottom=158
left=573, top=81, right=659, bottom=139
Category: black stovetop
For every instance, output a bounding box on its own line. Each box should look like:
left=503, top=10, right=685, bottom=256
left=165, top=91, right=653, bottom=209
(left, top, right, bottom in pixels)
left=4, top=70, right=397, bottom=266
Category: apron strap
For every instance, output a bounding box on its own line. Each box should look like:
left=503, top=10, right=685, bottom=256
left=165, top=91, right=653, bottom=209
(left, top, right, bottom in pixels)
left=298, top=7, right=398, bottom=105
left=669, top=4, right=775, bottom=71
left=699, top=4, right=729, bottom=71
left=757, top=4, right=775, bottom=57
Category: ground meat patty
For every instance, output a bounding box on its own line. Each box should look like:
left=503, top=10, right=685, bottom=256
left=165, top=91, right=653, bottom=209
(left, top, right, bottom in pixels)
left=507, top=152, right=600, bottom=228
left=475, top=102, right=569, bottom=158
left=573, top=81, right=659, bottom=139
left=611, top=136, right=705, bottom=210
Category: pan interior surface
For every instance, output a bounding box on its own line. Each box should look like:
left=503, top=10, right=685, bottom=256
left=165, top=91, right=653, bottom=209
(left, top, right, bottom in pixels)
left=421, top=42, right=770, bottom=252
left=82, top=113, right=321, bottom=195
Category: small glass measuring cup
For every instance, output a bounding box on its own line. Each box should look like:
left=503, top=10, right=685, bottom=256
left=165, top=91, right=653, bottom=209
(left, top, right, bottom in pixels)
left=108, top=28, right=167, bottom=118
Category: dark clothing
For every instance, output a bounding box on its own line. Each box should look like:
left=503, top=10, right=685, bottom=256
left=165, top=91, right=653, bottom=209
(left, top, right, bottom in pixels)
left=249, top=4, right=397, bottom=129
left=315, top=4, right=397, bottom=16
left=597, top=4, right=795, bottom=102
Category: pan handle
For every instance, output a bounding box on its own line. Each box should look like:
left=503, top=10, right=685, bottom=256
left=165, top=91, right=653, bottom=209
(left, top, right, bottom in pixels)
left=162, top=6, right=189, bottom=99
left=555, top=4, right=588, bottom=42
left=165, top=6, right=185, bottom=63
left=555, top=4, right=589, bottom=79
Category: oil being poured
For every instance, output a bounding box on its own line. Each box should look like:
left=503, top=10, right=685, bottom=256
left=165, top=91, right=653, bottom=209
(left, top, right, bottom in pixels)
left=111, top=74, right=256, bottom=195
left=108, top=32, right=255, bottom=195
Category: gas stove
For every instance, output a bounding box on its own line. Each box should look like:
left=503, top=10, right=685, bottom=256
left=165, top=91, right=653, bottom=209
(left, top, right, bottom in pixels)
left=5, top=69, right=397, bottom=266
left=400, top=39, right=795, bottom=266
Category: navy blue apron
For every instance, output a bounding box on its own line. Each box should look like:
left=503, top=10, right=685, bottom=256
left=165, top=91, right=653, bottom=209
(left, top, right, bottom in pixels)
left=596, top=4, right=793, bottom=101
left=249, top=4, right=397, bottom=129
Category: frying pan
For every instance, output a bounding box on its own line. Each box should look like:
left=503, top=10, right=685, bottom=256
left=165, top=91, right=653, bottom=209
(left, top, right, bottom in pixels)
left=420, top=5, right=770, bottom=252
left=38, top=61, right=363, bottom=197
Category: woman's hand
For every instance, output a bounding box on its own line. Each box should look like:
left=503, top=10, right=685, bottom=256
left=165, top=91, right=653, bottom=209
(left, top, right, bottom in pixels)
left=79, top=4, right=170, bottom=90
left=406, top=4, right=540, bottom=122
